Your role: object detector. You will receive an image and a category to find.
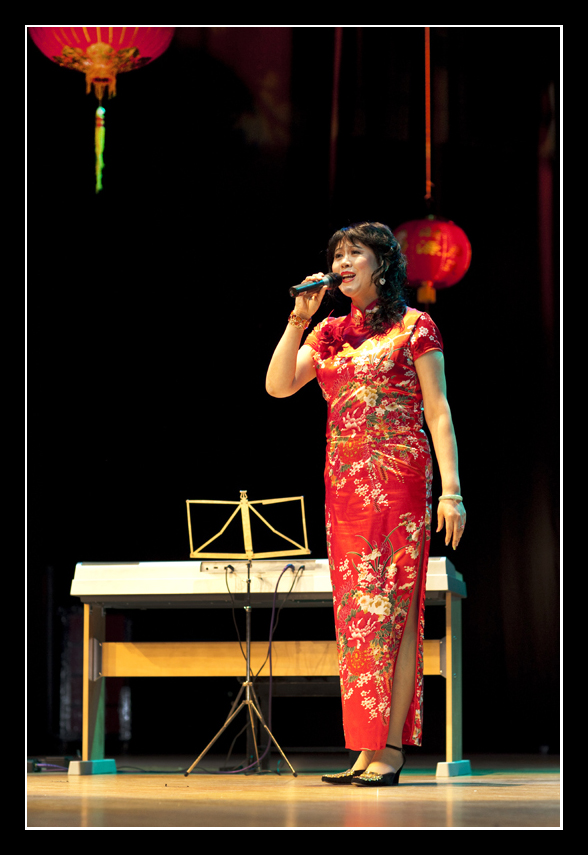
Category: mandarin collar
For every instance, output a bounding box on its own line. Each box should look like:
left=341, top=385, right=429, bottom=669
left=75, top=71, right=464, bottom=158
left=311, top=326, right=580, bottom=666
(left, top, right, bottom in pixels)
left=350, top=299, right=379, bottom=324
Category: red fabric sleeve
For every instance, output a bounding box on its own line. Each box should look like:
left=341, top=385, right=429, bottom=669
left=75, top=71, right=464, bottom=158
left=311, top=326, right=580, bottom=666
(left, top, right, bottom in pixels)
left=410, top=312, right=444, bottom=360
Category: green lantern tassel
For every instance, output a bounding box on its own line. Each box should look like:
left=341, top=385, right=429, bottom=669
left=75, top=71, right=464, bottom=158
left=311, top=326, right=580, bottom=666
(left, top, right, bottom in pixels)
left=95, top=106, right=105, bottom=193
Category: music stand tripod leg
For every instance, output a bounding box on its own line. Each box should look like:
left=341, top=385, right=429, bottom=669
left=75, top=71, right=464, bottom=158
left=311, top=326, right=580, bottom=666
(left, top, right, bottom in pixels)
left=184, top=695, right=249, bottom=777
left=247, top=682, right=298, bottom=777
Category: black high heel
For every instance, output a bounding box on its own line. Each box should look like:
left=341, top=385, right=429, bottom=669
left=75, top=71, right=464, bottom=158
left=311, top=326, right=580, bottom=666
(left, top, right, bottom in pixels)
left=322, top=750, right=372, bottom=784
left=351, top=743, right=406, bottom=787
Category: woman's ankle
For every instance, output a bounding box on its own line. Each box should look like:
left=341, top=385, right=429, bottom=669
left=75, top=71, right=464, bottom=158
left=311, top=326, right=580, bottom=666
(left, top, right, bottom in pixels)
left=352, top=749, right=375, bottom=770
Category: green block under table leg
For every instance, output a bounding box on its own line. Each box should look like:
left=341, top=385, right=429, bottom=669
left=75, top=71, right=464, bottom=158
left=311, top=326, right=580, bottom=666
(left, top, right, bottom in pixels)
left=68, top=759, right=117, bottom=776
left=436, top=759, right=472, bottom=777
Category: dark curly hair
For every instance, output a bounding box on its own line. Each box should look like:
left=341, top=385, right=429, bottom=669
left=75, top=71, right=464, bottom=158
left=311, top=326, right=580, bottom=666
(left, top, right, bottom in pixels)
left=326, top=221, right=407, bottom=333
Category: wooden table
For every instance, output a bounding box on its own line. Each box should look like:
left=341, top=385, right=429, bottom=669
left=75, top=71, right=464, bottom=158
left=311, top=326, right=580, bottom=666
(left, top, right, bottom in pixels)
left=69, top=558, right=470, bottom=776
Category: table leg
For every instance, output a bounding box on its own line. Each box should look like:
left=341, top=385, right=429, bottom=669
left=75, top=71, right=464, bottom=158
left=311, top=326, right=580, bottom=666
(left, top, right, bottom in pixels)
left=437, top=592, right=471, bottom=777
left=82, top=603, right=106, bottom=762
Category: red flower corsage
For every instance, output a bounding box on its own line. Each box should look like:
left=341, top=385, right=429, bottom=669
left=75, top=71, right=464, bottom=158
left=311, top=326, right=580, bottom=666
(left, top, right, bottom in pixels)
left=317, top=320, right=345, bottom=359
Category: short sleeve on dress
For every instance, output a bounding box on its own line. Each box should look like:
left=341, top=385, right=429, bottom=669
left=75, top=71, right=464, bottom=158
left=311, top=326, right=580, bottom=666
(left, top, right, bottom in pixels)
left=304, top=318, right=328, bottom=352
left=410, top=311, right=444, bottom=360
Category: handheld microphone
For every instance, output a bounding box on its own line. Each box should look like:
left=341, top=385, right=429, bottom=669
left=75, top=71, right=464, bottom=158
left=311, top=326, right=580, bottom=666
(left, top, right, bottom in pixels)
left=289, top=272, right=342, bottom=297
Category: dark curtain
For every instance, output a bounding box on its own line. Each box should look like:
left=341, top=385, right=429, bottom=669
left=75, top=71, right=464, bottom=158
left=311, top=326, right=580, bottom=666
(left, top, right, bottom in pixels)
left=27, top=26, right=559, bottom=755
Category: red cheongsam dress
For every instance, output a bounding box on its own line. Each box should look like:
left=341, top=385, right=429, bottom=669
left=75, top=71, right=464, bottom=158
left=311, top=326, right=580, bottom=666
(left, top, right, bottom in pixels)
left=304, top=302, right=443, bottom=750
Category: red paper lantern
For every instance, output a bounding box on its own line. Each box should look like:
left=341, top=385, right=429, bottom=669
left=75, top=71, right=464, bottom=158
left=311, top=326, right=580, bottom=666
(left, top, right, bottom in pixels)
left=394, top=216, right=472, bottom=304
left=29, top=27, right=175, bottom=101
left=29, top=27, right=175, bottom=192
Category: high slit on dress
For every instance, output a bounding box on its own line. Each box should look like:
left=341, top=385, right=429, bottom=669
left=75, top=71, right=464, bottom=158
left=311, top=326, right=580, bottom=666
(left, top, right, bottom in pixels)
left=305, top=303, right=443, bottom=750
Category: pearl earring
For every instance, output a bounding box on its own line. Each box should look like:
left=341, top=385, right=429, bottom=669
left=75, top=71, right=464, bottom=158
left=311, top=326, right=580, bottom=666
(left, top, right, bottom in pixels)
left=379, top=277, right=386, bottom=285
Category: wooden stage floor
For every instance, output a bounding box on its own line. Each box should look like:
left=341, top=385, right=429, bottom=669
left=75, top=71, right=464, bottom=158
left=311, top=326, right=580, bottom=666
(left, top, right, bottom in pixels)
left=27, top=753, right=561, bottom=829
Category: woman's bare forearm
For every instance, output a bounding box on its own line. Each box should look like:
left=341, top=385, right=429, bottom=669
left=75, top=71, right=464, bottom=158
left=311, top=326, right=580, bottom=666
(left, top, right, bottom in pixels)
left=266, top=323, right=311, bottom=397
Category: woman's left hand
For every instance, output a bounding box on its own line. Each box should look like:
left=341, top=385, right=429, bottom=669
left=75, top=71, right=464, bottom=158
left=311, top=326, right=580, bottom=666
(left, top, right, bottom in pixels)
left=437, top=499, right=466, bottom=550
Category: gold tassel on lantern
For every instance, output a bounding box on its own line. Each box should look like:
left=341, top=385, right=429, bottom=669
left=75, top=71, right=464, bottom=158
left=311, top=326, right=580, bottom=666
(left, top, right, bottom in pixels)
left=417, top=281, right=436, bottom=304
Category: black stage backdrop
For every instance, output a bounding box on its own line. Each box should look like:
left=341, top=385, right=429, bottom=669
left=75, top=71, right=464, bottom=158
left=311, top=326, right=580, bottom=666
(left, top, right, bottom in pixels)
left=27, top=27, right=560, bottom=758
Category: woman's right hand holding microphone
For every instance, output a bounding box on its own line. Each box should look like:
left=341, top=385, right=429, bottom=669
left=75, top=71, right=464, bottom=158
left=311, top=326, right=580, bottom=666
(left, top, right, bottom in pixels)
left=293, top=273, right=329, bottom=320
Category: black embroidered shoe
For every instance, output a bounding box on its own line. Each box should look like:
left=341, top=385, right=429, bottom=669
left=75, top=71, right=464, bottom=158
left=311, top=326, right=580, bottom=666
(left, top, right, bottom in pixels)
left=351, top=744, right=406, bottom=787
left=321, top=768, right=367, bottom=785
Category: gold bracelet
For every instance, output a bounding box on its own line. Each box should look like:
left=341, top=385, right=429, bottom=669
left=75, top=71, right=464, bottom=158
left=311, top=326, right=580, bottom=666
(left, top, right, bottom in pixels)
left=438, top=494, right=463, bottom=502
left=288, top=312, right=311, bottom=330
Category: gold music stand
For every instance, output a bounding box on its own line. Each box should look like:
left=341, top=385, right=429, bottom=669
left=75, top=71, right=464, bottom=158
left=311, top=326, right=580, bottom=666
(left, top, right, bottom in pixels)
left=184, top=491, right=309, bottom=777
left=186, top=490, right=311, bottom=560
